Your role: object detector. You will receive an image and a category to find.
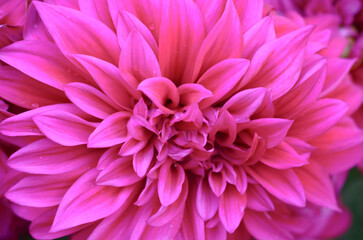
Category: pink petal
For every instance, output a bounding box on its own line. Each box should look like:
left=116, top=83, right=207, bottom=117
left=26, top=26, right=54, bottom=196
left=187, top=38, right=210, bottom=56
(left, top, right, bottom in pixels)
left=0, top=40, right=90, bottom=90
left=158, top=160, right=186, bottom=206
left=208, top=170, right=227, bottom=197
left=8, top=138, right=102, bottom=174
left=295, top=162, right=338, bottom=210
left=320, top=58, right=355, bottom=97
left=119, top=30, right=160, bottom=83
left=219, top=185, right=247, bottom=233
left=241, top=26, right=314, bottom=99
left=0, top=103, right=82, bottom=137
left=51, top=169, right=138, bottom=232
left=0, top=66, right=66, bottom=109
left=261, top=141, right=308, bottom=169
left=246, top=184, right=274, bottom=211
left=133, top=143, right=155, bottom=177
left=34, top=1, right=120, bottom=65
left=244, top=210, right=294, bottom=240
left=116, top=10, right=159, bottom=55
left=33, top=110, right=96, bottom=146
left=88, top=111, right=130, bottom=148
left=159, top=0, right=205, bottom=84
left=196, top=177, right=219, bottom=220
left=148, top=178, right=188, bottom=227
left=74, top=54, right=137, bottom=109
left=178, top=83, right=213, bottom=106
left=237, top=0, right=264, bottom=33
left=274, top=56, right=326, bottom=118
left=205, top=222, right=227, bottom=240
left=242, top=17, right=276, bottom=59
left=238, top=118, right=293, bottom=148
left=137, top=77, right=179, bottom=113
left=6, top=174, right=75, bottom=207
left=78, top=0, right=114, bottom=30
left=198, top=58, right=250, bottom=108
left=222, top=88, right=265, bottom=123
left=96, top=156, right=142, bottom=187
left=97, top=146, right=119, bottom=170
left=246, top=164, right=306, bottom=207
left=181, top=178, right=205, bottom=240
left=23, top=4, right=54, bottom=41
left=193, top=0, right=243, bottom=80
left=288, top=99, right=348, bottom=141
left=195, top=0, right=226, bottom=33
left=64, top=82, right=119, bottom=119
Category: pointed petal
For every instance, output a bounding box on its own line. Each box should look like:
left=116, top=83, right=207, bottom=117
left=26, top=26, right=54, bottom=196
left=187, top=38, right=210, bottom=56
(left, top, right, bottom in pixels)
left=193, top=0, right=243, bottom=80
left=96, top=156, right=142, bottom=187
left=198, top=58, right=250, bottom=108
left=88, top=111, right=130, bottom=148
left=97, top=146, right=119, bottom=170
left=51, top=169, right=138, bottom=232
left=159, top=0, right=205, bottom=84
left=219, top=185, right=247, bottom=233
left=33, top=110, right=96, bottom=146
left=64, top=82, right=119, bottom=119
left=237, top=0, right=264, bottom=32
left=158, top=161, right=186, bottom=206
left=74, top=54, right=137, bottom=109
left=246, top=184, right=274, bottom=211
left=241, top=26, right=314, bottom=99
left=34, top=2, right=120, bottom=65
left=288, top=99, right=348, bottom=141
left=295, top=162, right=338, bottom=210
left=244, top=210, right=294, bottom=240
left=78, top=0, right=114, bottom=30
left=6, top=174, right=75, bottom=207
left=246, top=164, right=306, bottom=207
left=178, top=83, right=213, bottom=106
left=208, top=171, right=227, bottom=197
left=196, top=177, right=219, bottom=220
left=261, top=141, right=308, bottom=169
left=119, top=30, right=160, bottom=83
left=0, top=66, right=66, bottom=109
left=137, top=77, right=179, bottom=113
left=0, top=40, right=89, bottom=90
left=242, top=17, right=276, bottom=59
left=133, top=143, right=155, bottom=177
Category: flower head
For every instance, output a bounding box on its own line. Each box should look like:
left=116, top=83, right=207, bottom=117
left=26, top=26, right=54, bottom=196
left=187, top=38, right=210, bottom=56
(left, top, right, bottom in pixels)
left=0, top=0, right=363, bottom=239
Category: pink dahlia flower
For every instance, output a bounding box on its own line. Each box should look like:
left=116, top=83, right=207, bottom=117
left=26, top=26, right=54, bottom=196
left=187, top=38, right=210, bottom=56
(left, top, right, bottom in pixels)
left=0, top=0, right=363, bottom=239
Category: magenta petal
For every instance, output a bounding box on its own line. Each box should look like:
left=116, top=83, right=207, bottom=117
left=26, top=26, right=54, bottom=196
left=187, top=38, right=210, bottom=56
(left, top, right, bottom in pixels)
left=133, top=144, right=155, bottom=177
left=222, top=88, right=265, bottom=123
left=241, top=26, right=314, bottom=99
left=33, top=110, right=96, bottom=146
left=246, top=184, right=275, bottom=211
left=261, top=141, right=308, bottom=169
left=0, top=66, right=66, bottom=109
left=193, top=0, right=243, bottom=79
left=6, top=175, right=75, bottom=207
left=196, top=177, right=219, bottom=220
left=74, top=54, right=137, bottom=109
left=88, top=111, right=130, bottom=148
left=288, top=99, right=348, bottom=141
left=246, top=164, right=306, bottom=207
left=158, top=161, right=186, bottom=206
left=295, top=162, right=338, bottom=210
left=219, top=185, right=247, bottom=233
left=78, top=0, right=114, bottom=30
left=51, top=169, right=138, bottom=232
left=0, top=40, right=91, bottom=90
left=244, top=211, right=294, bottom=240
left=238, top=118, right=293, bottom=148
left=242, top=17, right=276, bottom=59
left=137, top=77, right=179, bottom=113
left=64, top=82, right=119, bottom=119
left=238, top=0, right=264, bottom=33
left=96, top=156, right=142, bottom=187
left=119, top=30, right=161, bottom=83
left=34, top=1, right=120, bottom=65
left=148, top=178, right=188, bottom=226
left=97, top=146, right=119, bottom=170
left=178, top=83, right=213, bottom=106
left=198, top=58, right=250, bottom=108
left=159, top=0, right=205, bottom=84
left=8, top=138, right=102, bottom=174
left=208, top=170, right=227, bottom=197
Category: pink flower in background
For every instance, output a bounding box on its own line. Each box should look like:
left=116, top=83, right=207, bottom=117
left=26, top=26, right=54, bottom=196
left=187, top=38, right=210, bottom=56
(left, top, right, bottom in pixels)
left=0, top=0, right=362, bottom=239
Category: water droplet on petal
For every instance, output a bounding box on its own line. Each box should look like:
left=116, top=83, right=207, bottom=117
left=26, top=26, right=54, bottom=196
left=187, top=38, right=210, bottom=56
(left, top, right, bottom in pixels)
left=149, top=23, right=155, bottom=30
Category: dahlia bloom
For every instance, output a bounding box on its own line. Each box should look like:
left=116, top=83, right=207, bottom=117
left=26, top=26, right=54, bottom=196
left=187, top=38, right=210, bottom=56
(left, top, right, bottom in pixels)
left=0, top=0, right=363, bottom=239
